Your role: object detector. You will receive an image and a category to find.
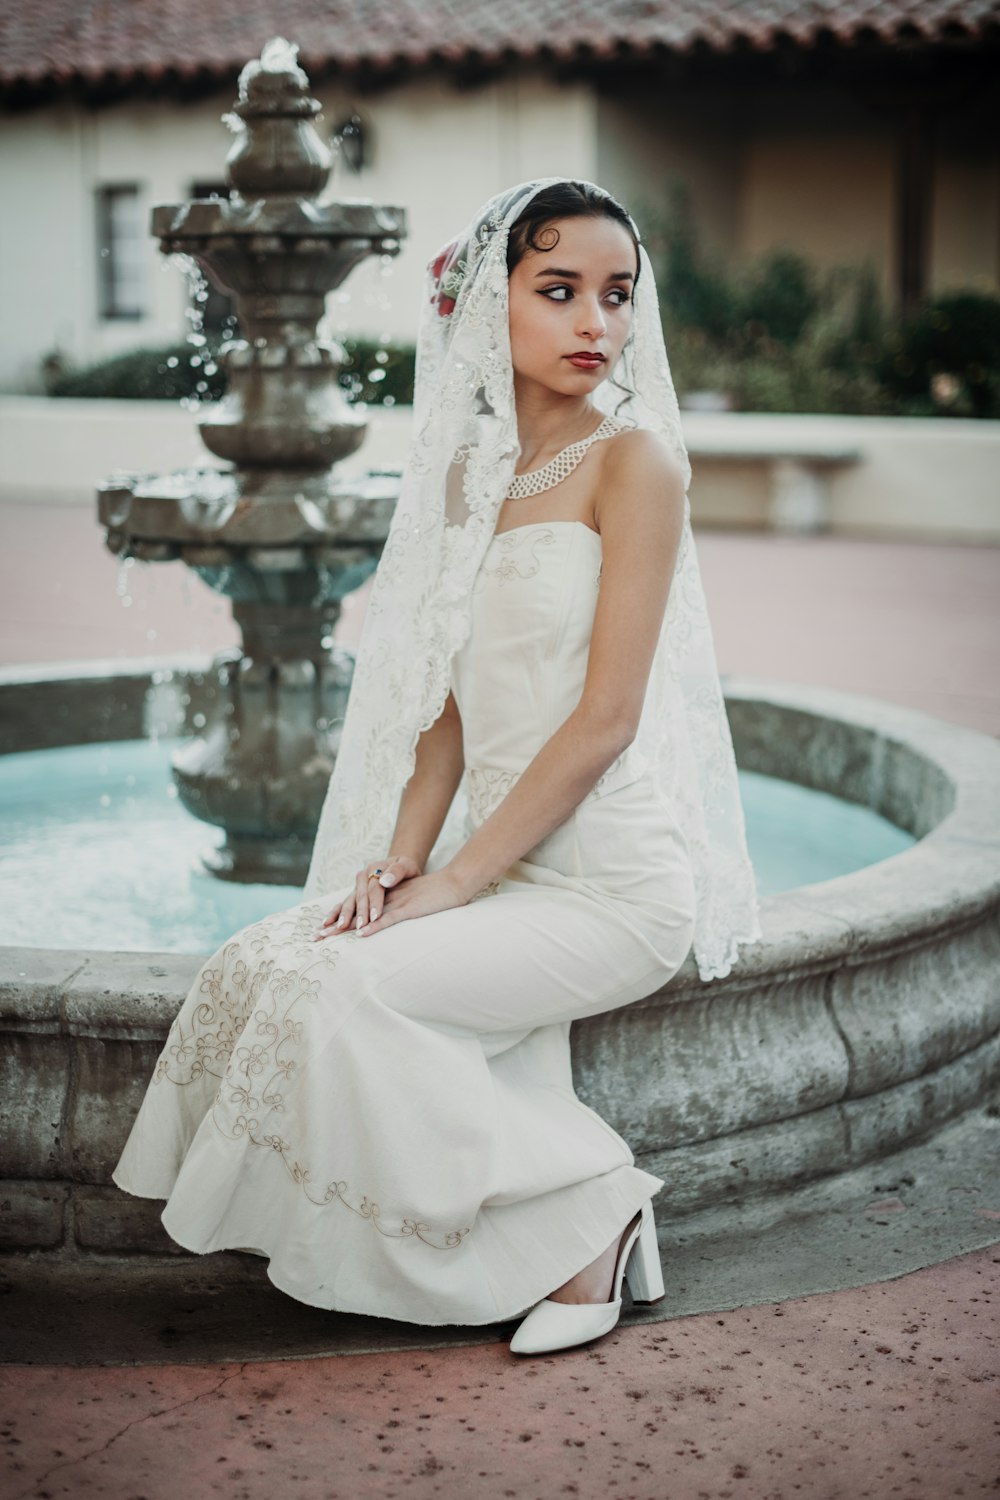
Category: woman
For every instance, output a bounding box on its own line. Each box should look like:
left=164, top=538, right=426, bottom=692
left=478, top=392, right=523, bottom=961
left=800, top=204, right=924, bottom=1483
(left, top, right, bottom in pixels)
left=114, top=178, right=761, bottom=1356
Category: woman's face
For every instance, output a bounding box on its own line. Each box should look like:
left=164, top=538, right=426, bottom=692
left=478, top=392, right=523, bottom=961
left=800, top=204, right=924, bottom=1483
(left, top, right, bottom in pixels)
left=507, top=214, right=637, bottom=399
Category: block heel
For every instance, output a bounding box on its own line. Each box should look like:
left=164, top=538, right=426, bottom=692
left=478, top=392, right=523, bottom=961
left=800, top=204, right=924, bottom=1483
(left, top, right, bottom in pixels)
left=509, top=1198, right=666, bottom=1355
left=623, top=1199, right=665, bottom=1304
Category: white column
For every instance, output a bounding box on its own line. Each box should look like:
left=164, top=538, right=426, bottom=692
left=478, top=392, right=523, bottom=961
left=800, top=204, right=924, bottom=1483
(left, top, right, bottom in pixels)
left=769, top=458, right=831, bottom=533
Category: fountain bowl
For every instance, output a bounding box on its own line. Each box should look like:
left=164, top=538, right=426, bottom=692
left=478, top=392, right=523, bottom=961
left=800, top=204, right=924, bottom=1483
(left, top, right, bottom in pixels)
left=1, top=662, right=998, bottom=1260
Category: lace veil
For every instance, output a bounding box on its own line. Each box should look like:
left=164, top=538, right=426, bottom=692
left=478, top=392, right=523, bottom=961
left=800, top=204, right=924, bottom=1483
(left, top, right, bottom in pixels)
left=305, top=177, right=762, bottom=982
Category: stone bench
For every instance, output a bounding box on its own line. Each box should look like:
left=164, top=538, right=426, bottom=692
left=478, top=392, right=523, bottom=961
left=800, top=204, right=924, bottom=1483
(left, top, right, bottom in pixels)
left=686, top=433, right=862, bottom=533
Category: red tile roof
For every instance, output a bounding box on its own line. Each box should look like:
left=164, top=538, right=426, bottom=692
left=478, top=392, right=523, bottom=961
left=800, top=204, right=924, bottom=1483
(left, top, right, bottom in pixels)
left=1, top=1, right=996, bottom=92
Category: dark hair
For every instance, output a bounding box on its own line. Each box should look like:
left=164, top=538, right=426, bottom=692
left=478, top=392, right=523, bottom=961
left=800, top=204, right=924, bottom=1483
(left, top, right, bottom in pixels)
left=505, top=182, right=641, bottom=290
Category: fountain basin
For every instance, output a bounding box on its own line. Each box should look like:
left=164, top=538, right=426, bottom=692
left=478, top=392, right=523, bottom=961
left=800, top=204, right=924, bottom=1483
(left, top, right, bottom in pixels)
left=1, top=663, right=998, bottom=1259
left=0, top=736, right=916, bottom=953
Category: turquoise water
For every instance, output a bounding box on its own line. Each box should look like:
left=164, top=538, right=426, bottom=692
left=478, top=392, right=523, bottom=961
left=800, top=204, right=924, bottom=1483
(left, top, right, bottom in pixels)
left=0, top=739, right=914, bottom=955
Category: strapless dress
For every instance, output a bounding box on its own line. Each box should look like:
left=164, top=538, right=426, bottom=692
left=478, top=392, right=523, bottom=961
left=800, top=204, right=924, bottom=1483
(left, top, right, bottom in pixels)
left=113, top=520, right=697, bottom=1326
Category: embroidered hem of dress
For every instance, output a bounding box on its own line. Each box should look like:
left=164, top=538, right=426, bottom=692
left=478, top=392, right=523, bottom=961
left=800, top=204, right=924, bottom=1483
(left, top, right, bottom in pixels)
left=141, top=1159, right=667, bottom=1327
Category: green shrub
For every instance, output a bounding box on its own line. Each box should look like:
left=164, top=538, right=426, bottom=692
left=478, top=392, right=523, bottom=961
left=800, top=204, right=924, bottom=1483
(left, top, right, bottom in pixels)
left=48, top=337, right=416, bottom=407
left=43, top=237, right=1000, bottom=420
left=875, top=292, right=1000, bottom=418
left=646, top=181, right=1000, bottom=417
left=738, top=250, right=820, bottom=347
left=660, top=193, right=737, bottom=342
left=48, top=343, right=226, bottom=401
left=340, top=339, right=415, bottom=406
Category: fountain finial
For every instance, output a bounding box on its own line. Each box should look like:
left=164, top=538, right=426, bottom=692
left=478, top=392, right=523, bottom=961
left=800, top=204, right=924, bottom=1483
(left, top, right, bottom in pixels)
left=243, top=37, right=308, bottom=88
left=226, top=36, right=329, bottom=198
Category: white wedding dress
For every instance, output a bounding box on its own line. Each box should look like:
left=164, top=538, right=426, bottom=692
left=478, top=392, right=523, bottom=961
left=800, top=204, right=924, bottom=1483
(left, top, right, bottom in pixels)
left=114, top=518, right=697, bottom=1326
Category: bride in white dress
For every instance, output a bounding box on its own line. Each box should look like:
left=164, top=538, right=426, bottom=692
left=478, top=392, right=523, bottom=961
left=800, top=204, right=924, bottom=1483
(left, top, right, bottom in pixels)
left=113, top=179, right=761, bottom=1355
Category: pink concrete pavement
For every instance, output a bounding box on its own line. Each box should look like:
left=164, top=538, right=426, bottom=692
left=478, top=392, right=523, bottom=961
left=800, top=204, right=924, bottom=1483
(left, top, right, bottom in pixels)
left=2, top=1245, right=997, bottom=1499
left=2, top=500, right=999, bottom=1497
left=2, top=502, right=999, bottom=737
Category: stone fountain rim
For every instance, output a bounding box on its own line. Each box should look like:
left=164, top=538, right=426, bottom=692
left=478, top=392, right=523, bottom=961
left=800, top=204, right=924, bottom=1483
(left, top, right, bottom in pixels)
left=1, top=661, right=998, bottom=1014
left=151, top=200, right=408, bottom=243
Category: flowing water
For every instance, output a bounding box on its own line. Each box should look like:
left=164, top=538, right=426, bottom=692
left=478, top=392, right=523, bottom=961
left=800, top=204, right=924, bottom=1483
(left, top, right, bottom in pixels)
left=0, top=738, right=914, bottom=954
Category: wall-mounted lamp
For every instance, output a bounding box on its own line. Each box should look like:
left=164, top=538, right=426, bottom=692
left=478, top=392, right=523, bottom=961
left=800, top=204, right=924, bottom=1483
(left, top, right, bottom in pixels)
left=331, top=113, right=368, bottom=173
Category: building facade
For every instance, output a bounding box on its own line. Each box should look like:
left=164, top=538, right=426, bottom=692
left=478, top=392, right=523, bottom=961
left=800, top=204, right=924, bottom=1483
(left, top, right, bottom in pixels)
left=1, top=1, right=996, bottom=393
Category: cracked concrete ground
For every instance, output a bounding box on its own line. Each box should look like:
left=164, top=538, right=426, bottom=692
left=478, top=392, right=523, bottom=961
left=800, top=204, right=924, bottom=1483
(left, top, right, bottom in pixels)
left=1, top=508, right=999, bottom=1496
left=1, top=1247, right=997, bottom=1500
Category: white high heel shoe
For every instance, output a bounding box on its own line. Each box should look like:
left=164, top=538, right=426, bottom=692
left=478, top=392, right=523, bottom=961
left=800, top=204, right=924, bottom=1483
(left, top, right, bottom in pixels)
left=509, top=1199, right=665, bottom=1356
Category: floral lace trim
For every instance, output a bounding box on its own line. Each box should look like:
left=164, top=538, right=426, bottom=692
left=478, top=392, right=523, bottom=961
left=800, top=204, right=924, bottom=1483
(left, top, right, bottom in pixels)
left=465, top=751, right=639, bottom=825
left=152, top=904, right=471, bottom=1250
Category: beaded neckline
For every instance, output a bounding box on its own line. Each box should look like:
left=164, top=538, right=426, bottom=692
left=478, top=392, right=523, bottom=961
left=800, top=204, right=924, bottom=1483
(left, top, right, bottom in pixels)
left=506, top=413, right=626, bottom=499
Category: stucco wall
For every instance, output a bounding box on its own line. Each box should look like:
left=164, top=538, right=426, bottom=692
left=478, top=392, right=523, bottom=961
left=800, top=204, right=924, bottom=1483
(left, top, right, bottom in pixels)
left=0, top=68, right=598, bottom=394
left=595, top=84, right=745, bottom=257
left=597, top=79, right=999, bottom=302
left=931, top=115, right=1000, bottom=293
left=3, top=398, right=997, bottom=542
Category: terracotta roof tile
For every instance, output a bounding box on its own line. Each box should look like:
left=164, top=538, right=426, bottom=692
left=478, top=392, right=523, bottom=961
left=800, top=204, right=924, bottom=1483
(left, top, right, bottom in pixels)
left=1, top=0, right=996, bottom=92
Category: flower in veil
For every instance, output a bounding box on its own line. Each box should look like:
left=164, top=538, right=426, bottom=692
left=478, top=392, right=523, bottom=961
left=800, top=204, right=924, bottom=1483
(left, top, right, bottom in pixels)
left=428, top=239, right=465, bottom=317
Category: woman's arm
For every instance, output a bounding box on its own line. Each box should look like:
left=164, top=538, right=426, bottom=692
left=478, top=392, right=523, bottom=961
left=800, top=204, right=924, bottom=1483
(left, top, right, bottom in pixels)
left=316, top=688, right=465, bottom=934
left=389, top=688, right=466, bottom=870
left=443, top=430, right=686, bottom=899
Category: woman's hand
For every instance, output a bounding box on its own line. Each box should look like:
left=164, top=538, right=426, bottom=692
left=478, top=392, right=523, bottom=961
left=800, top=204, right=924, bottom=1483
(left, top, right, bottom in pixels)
left=354, top=869, right=470, bottom=937
left=313, top=853, right=422, bottom=939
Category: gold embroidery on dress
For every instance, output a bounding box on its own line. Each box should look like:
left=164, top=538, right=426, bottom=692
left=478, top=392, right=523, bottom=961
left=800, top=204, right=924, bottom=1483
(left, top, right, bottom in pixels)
left=478, top=526, right=558, bottom=587
left=152, top=901, right=471, bottom=1251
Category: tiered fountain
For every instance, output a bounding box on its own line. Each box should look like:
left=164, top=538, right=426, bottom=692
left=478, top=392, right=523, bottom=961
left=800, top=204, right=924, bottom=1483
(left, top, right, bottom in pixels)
left=97, top=38, right=405, bottom=883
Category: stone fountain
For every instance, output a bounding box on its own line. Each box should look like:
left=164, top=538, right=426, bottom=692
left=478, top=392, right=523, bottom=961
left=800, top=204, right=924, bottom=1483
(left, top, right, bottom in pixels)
left=97, top=38, right=405, bottom=884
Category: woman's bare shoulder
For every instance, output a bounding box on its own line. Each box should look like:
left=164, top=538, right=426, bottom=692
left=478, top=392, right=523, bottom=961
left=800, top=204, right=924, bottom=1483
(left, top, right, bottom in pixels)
left=604, top=425, right=686, bottom=483
left=595, top=425, right=687, bottom=534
